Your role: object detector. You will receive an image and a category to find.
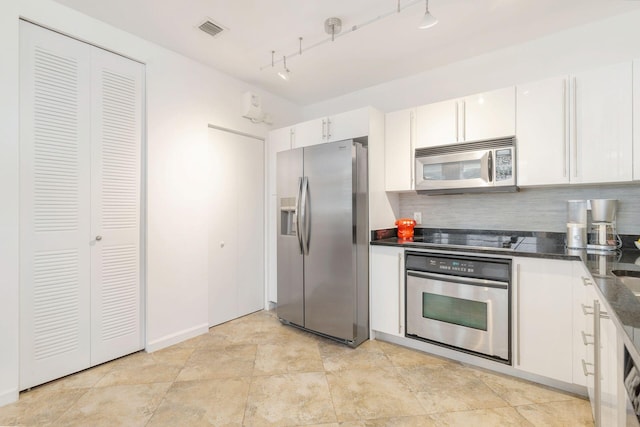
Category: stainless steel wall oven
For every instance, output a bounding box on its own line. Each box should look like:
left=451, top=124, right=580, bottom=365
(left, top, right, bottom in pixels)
left=405, top=251, right=512, bottom=364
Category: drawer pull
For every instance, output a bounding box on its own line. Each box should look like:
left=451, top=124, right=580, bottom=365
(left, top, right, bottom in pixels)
left=581, top=276, right=593, bottom=286
left=581, top=331, right=593, bottom=346
left=582, top=304, right=594, bottom=316
left=582, top=359, right=594, bottom=376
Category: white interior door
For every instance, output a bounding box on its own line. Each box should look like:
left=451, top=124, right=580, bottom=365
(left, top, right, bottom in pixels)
left=20, top=21, right=143, bottom=389
left=19, top=21, right=92, bottom=390
left=208, top=128, right=264, bottom=326
left=89, top=47, right=144, bottom=366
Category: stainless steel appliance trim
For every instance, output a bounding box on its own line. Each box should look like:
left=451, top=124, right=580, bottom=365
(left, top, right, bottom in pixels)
left=398, top=252, right=403, bottom=335
left=295, top=177, right=304, bottom=254
left=415, top=137, right=515, bottom=157
left=516, top=263, right=521, bottom=366
left=594, top=299, right=602, bottom=427
left=407, top=270, right=508, bottom=289
left=299, top=176, right=310, bottom=255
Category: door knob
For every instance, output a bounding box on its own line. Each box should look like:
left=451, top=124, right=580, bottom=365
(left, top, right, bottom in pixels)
left=96, top=235, right=102, bottom=241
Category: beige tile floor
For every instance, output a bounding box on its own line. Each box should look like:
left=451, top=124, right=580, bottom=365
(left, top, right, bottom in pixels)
left=0, top=310, right=594, bottom=426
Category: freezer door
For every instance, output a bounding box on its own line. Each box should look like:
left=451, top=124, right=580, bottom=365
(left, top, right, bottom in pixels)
left=276, top=148, right=304, bottom=326
left=303, top=140, right=356, bottom=340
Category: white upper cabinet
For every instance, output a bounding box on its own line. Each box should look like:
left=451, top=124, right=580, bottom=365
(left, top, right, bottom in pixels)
left=292, top=107, right=370, bottom=148
left=415, top=86, right=515, bottom=148
left=517, top=76, right=570, bottom=186
left=415, top=99, right=458, bottom=148
left=571, top=62, right=632, bottom=184
left=463, top=87, right=516, bottom=142
left=517, top=62, right=632, bottom=186
left=633, top=59, right=640, bottom=180
left=384, top=108, right=415, bottom=192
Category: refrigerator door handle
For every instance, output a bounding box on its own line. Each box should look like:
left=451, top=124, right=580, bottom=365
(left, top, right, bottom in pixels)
left=300, top=176, right=310, bottom=255
left=295, top=177, right=304, bottom=254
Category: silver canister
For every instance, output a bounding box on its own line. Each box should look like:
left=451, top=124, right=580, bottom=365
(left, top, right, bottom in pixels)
left=567, top=222, right=587, bottom=249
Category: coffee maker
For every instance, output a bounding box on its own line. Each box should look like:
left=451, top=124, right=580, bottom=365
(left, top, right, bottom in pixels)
left=587, top=199, right=619, bottom=252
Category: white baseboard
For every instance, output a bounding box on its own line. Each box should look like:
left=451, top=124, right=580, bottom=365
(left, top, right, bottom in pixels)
left=0, top=387, right=19, bottom=408
left=145, top=322, right=209, bottom=353
left=372, top=330, right=587, bottom=398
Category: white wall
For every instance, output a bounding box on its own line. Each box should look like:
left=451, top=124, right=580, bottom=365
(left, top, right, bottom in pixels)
left=302, top=8, right=640, bottom=118
left=0, top=0, right=301, bottom=406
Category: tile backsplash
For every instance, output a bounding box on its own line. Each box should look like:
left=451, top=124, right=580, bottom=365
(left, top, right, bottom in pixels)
left=399, top=183, right=640, bottom=235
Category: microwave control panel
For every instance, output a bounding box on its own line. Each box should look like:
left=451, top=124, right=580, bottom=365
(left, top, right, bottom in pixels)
left=494, top=148, right=513, bottom=182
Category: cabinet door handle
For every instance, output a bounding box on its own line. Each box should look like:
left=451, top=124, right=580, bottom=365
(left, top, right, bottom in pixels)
left=410, top=110, right=415, bottom=189
left=562, top=79, right=568, bottom=178
left=581, top=330, right=593, bottom=346
left=582, top=304, right=594, bottom=316
left=516, top=263, right=521, bottom=366
left=461, top=100, right=466, bottom=141
left=326, top=118, right=332, bottom=140
left=398, top=252, right=404, bottom=335
left=455, top=102, right=459, bottom=142
left=398, top=252, right=403, bottom=335
left=581, top=276, right=593, bottom=286
left=572, top=76, right=578, bottom=178
left=322, top=119, right=327, bottom=139
left=582, top=359, right=594, bottom=376
left=594, top=299, right=602, bottom=427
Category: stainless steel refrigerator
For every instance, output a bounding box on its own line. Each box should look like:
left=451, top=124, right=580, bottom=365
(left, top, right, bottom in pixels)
left=276, top=139, right=369, bottom=347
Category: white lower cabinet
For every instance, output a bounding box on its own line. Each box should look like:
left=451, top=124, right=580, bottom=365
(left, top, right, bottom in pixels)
left=370, top=246, right=405, bottom=337
left=513, top=257, right=574, bottom=383
left=579, top=266, right=623, bottom=427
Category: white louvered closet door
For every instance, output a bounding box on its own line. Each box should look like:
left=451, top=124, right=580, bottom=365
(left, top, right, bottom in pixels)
left=89, top=47, right=143, bottom=366
left=19, top=22, right=92, bottom=389
left=19, top=21, right=143, bottom=389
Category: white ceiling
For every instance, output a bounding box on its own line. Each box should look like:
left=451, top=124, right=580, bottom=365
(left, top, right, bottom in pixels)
left=51, top=0, right=640, bottom=106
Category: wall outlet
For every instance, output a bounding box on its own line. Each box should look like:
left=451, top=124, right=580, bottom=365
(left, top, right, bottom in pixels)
left=413, top=212, right=422, bottom=224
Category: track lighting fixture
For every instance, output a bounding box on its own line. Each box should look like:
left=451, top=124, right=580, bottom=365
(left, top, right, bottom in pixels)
left=262, top=1, right=439, bottom=76
left=277, top=56, right=291, bottom=81
left=418, top=0, right=438, bottom=29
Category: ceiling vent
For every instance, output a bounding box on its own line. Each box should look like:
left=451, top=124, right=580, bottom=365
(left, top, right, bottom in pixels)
left=198, top=20, right=224, bottom=38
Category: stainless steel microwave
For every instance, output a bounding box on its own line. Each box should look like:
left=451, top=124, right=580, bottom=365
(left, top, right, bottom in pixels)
left=415, top=137, right=517, bottom=194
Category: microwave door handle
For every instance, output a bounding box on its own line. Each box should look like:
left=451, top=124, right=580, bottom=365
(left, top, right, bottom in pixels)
left=487, top=151, right=493, bottom=183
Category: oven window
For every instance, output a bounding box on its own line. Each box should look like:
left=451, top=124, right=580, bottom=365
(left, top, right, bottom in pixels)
left=423, top=160, right=481, bottom=181
left=422, top=292, right=488, bottom=331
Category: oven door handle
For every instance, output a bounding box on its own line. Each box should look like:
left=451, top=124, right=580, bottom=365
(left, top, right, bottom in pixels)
left=407, top=270, right=508, bottom=289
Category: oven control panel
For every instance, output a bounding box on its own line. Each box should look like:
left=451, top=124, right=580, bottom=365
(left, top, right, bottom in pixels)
left=429, top=259, right=475, bottom=274
left=406, top=252, right=510, bottom=282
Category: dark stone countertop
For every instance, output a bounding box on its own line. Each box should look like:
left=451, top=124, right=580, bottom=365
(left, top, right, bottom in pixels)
left=371, top=227, right=640, bottom=364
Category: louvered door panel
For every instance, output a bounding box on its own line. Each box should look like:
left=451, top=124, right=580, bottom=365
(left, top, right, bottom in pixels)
left=90, top=48, right=143, bottom=366
left=19, top=21, right=92, bottom=390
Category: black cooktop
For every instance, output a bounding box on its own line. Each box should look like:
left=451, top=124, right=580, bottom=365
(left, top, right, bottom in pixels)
left=410, top=231, right=525, bottom=250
